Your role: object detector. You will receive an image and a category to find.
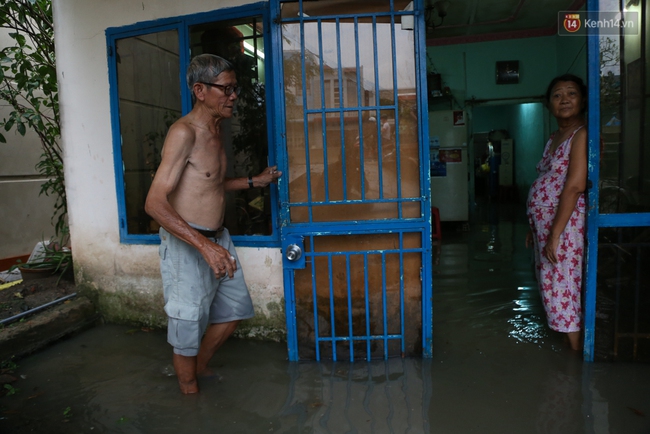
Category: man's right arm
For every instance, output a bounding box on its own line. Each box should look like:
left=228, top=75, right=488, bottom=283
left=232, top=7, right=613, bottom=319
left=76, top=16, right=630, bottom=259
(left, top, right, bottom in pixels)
left=145, top=124, right=236, bottom=278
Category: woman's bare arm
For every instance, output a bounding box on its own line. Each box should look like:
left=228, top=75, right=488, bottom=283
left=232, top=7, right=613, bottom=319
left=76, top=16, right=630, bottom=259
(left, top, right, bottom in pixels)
left=543, top=128, right=588, bottom=263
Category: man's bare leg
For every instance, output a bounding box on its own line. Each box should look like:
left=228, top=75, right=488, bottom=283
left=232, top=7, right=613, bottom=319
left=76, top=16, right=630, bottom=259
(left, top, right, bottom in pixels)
left=173, top=353, right=199, bottom=394
left=196, top=320, right=240, bottom=376
left=171, top=320, right=239, bottom=393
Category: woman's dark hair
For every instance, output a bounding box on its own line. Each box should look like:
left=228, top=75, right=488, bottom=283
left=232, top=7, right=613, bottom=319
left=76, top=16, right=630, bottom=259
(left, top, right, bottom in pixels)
left=545, top=74, right=588, bottom=112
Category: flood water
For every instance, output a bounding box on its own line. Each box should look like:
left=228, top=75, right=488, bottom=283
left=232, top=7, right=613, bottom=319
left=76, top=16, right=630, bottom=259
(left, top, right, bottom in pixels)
left=1, top=203, right=649, bottom=433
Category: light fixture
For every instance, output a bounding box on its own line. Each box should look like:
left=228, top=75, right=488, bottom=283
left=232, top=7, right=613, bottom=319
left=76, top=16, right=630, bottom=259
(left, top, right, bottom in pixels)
left=243, top=41, right=264, bottom=59
left=425, top=0, right=450, bottom=30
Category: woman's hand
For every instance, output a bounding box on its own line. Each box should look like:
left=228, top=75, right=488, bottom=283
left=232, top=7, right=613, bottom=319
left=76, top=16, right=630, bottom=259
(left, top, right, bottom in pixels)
left=542, top=235, right=560, bottom=264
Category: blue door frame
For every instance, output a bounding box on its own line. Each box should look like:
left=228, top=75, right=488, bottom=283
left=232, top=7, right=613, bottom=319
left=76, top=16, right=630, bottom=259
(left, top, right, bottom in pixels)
left=270, top=0, right=433, bottom=361
left=583, top=0, right=650, bottom=361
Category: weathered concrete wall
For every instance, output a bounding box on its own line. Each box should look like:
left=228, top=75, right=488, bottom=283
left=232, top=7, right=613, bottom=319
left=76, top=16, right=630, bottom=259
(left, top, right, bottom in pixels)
left=0, top=29, right=58, bottom=261
left=52, top=0, right=286, bottom=340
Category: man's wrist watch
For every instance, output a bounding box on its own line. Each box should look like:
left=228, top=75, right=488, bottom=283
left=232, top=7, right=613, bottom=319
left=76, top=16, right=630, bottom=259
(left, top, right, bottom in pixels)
left=248, top=177, right=254, bottom=189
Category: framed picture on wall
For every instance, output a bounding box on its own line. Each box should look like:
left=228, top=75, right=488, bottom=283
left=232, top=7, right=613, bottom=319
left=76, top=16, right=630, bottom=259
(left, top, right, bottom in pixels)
left=496, top=61, right=519, bottom=84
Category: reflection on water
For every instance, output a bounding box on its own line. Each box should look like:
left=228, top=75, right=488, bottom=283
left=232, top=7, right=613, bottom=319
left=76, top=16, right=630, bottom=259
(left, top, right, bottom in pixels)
left=507, top=286, right=549, bottom=347
left=280, top=359, right=431, bottom=433
left=536, top=366, right=583, bottom=433
left=508, top=314, right=548, bottom=345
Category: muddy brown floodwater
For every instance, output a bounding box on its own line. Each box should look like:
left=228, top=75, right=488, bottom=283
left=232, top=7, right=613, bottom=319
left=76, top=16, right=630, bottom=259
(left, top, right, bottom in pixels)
left=1, top=210, right=649, bottom=433
left=0, top=321, right=648, bottom=433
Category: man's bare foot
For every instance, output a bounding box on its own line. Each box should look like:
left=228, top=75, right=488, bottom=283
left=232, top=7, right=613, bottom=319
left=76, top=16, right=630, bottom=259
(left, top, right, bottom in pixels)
left=178, top=378, right=199, bottom=394
left=173, top=354, right=200, bottom=394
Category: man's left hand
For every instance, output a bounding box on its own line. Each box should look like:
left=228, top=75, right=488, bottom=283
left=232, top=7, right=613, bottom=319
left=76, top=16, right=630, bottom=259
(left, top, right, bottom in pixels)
left=255, top=166, right=282, bottom=187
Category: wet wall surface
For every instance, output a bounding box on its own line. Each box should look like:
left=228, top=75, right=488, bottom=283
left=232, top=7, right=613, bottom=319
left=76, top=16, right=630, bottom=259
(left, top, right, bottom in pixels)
left=1, top=205, right=649, bottom=433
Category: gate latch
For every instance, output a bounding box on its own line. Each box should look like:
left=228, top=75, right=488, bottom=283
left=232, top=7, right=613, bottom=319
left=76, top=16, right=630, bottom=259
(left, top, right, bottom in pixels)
left=286, top=244, right=302, bottom=261
left=282, top=235, right=305, bottom=269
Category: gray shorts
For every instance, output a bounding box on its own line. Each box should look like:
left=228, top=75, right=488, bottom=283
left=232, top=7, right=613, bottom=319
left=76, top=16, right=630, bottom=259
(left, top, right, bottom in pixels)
left=159, top=226, right=254, bottom=356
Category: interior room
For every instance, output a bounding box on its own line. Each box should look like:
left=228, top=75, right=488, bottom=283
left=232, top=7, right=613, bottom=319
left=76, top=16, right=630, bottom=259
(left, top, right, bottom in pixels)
left=425, top=1, right=585, bottom=223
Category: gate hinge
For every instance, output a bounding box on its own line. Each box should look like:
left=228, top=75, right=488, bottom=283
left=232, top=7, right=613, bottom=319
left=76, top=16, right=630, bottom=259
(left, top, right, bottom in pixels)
left=107, top=45, right=114, bottom=57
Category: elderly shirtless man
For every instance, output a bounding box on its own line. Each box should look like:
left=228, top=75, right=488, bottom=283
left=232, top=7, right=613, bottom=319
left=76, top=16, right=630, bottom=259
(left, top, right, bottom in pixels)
left=145, top=54, right=281, bottom=394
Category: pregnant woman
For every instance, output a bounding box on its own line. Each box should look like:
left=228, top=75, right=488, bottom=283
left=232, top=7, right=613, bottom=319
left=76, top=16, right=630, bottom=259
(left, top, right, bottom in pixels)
left=526, top=74, right=588, bottom=352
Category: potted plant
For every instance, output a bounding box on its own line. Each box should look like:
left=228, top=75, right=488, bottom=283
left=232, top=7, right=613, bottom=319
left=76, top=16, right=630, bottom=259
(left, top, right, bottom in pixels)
left=10, top=240, right=72, bottom=285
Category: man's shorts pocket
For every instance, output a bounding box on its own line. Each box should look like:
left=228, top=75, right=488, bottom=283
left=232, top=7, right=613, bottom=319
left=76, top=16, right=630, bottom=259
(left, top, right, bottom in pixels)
left=165, top=301, right=202, bottom=352
left=165, top=301, right=200, bottom=321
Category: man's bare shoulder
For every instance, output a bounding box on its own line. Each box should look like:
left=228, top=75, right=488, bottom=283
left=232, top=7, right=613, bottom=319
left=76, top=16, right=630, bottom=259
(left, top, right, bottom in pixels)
left=166, top=118, right=198, bottom=146
left=158, top=118, right=202, bottom=163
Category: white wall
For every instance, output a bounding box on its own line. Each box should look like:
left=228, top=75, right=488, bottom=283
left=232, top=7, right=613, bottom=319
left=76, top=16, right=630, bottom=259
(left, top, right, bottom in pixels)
left=0, top=29, right=58, bottom=261
left=52, top=0, right=285, bottom=337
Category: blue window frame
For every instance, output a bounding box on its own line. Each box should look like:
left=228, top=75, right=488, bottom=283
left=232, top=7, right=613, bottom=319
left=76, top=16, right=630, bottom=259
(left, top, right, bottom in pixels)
left=106, top=2, right=279, bottom=247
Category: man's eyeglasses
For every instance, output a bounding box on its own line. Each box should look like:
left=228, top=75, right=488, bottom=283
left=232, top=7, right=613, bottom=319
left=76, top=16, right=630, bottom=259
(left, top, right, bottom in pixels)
left=198, top=82, right=242, bottom=96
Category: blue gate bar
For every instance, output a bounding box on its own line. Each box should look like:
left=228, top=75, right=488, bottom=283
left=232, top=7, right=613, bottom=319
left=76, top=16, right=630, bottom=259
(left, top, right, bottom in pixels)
left=583, top=0, right=601, bottom=362
left=334, top=19, right=352, bottom=203
left=353, top=17, right=366, bottom=202
left=370, top=18, right=386, bottom=200
left=345, top=254, right=354, bottom=361
left=310, top=237, right=321, bottom=361
left=389, top=9, right=401, bottom=205
left=299, top=18, right=315, bottom=223
left=364, top=254, right=371, bottom=360
left=414, top=0, right=433, bottom=357
left=316, top=19, right=332, bottom=205
left=399, top=233, right=406, bottom=355
left=328, top=254, right=336, bottom=360
left=381, top=251, right=389, bottom=359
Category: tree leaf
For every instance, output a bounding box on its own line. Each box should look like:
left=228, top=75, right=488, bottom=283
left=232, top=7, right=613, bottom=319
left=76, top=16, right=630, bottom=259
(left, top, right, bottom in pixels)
left=0, top=0, right=67, bottom=239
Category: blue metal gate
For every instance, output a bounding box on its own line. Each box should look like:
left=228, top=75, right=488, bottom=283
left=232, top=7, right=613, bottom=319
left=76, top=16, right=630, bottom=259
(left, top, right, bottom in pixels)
left=271, top=0, right=432, bottom=361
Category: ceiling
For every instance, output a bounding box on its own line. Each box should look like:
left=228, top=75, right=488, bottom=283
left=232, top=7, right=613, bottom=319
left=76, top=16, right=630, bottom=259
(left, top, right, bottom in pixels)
left=426, top=0, right=586, bottom=45
left=280, top=0, right=587, bottom=45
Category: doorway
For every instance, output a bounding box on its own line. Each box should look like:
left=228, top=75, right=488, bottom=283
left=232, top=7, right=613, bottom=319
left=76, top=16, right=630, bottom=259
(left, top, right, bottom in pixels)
left=470, top=102, right=547, bottom=214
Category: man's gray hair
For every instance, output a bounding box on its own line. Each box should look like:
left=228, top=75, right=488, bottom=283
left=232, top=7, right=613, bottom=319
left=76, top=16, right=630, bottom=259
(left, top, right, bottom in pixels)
left=186, top=54, right=234, bottom=100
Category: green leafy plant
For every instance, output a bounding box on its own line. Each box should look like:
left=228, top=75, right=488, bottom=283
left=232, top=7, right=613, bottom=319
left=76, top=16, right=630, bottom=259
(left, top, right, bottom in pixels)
left=4, top=384, right=19, bottom=396
left=63, top=406, right=72, bottom=418
left=10, top=240, right=72, bottom=285
left=0, top=358, right=18, bottom=370
left=0, top=0, right=67, bottom=240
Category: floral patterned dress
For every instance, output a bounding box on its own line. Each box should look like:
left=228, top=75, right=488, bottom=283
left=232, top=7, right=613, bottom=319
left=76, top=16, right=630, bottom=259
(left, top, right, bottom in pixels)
left=527, top=127, right=585, bottom=333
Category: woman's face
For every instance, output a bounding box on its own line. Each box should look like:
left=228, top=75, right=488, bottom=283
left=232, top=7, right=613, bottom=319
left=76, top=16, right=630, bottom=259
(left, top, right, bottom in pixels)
left=548, top=81, right=585, bottom=120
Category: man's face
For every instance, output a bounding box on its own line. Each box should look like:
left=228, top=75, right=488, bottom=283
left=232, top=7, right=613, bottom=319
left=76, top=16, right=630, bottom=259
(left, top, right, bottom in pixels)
left=198, top=70, right=238, bottom=119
